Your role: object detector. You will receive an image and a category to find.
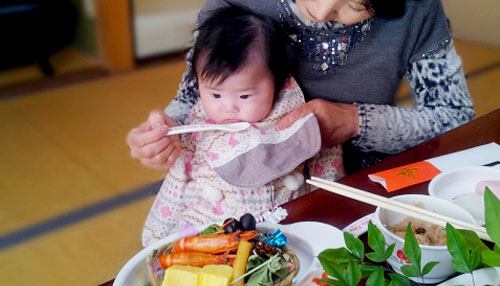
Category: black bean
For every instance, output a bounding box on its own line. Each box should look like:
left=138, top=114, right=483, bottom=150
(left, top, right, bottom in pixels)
left=240, top=213, right=256, bottom=230
left=223, top=218, right=242, bottom=233
left=415, top=227, right=426, bottom=234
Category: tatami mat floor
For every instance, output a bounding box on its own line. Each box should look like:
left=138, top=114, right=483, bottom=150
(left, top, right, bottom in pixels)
left=1, top=39, right=499, bottom=286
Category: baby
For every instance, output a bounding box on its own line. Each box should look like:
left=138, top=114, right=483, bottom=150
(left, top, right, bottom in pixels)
left=142, top=6, right=345, bottom=246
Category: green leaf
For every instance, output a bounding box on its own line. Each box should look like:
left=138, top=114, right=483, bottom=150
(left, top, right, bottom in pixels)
left=421, top=261, right=439, bottom=275
left=318, top=248, right=354, bottom=267
left=494, top=244, right=500, bottom=254
left=344, top=232, right=365, bottom=261
left=359, top=264, right=380, bottom=278
left=400, top=265, right=420, bottom=277
left=403, top=223, right=422, bottom=271
left=385, top=243, right=396, bottom=260
left=318, top=255, right=349, bottom=284
left=199, top=224, right=220, bottom=235
left=467, top=247, right=481, bottom=270
left=245, top=263, right=272, bottom=286
left=244, top=252, right=292, bottom=286
left=365, top=251, right=387, bottom=263
left=481, top=249, right=500, bottom=267
left=365, top=267, right=385, bottom=286
left=246, top=252, right=267, bottom=270
left=484, top=187, right=500, bottom=246
left=457, top=229, right=490, bottom=251
left=388, top=273, right=411, bottom=286
left=446, top=223, right=473, bottom=273
left=366, top=221, right=395, bottom=263
left=367, top=221, right=388, bottom=255
left=346, top=259, right=362, bottom=286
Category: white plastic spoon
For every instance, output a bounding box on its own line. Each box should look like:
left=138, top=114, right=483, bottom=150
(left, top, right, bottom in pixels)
left=165, top=122, right=251, bottom=136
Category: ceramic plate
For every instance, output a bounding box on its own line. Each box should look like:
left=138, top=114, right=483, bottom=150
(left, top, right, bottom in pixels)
left=437, top=267, right=500, bottom=285
left=114, top=221, right=345, bottom=286
left=428, top=166, right=500, bottom=225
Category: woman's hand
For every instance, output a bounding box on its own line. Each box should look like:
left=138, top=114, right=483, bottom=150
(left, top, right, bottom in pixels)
left=276, top=99, right=359, bottom=148
left=126, top=110, right=181, bottom=170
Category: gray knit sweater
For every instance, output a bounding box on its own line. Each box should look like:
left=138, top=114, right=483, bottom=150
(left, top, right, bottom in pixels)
left=165, top=0, right=474, bottom=171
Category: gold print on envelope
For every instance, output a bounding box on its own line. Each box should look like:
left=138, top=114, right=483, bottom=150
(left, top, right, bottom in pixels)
left=397, top=167, right=419, bottom=179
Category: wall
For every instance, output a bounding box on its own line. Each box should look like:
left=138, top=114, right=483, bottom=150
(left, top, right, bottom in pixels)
left=132, top=0, right=205, bottom=59
left=442, top=0, right=500, bottom=48
left=130, top=0, right=500, bottom=59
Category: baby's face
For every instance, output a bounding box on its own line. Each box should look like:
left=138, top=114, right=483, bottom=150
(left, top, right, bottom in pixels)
left=198, top=61, right=275, bottom=124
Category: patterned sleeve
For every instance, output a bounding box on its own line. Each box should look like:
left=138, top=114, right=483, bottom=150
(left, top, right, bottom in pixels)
left=164, top=48, right=200, bottom=124
left=351, top=40, right=474, bottom=154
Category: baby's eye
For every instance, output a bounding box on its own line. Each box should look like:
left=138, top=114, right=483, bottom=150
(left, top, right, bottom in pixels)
left=212, top=94, right=221, bottom=99
left=240, top=95, right=250, bottom=99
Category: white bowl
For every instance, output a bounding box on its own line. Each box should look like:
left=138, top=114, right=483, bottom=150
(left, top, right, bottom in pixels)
left=428, top=166, right=500, bottom=225
left=373, top=194, right=476, bottom=284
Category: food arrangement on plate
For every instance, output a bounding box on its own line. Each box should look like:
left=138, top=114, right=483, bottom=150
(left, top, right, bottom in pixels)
left=115, top=219, right=346, bottom=286
left=141, top=214, right=299, bottom=286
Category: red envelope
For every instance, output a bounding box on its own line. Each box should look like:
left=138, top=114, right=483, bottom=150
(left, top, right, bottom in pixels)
left=368, top=161, right=441, bottom=192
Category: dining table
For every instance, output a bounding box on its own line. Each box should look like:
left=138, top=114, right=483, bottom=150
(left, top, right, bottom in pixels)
left=100, top=108, right=500, bottom=286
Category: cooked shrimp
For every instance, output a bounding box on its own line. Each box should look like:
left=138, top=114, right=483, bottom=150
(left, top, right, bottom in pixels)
left=173, top=230, right=258, bottom=254
left=158, top=252, right=236, bottom=268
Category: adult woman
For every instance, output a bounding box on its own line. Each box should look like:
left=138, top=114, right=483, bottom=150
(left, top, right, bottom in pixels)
left=127, top=0, right=474, bottom=173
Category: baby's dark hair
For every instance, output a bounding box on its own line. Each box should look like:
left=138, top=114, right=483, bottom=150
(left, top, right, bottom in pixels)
left=192, top=5, right=288, bottom=96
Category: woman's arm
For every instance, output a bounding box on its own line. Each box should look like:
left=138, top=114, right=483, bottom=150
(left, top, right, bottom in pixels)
left=352, top=40, right=474, bottom=154
left=276, top=41, right=474, bottom=154
left=164, top=49, right=199, bottom=124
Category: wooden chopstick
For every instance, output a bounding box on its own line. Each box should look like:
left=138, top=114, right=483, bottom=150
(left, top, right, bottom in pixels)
left=307, top=176, right=491, bottom=242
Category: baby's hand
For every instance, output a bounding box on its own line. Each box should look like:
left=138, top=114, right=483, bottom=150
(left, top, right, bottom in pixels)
left=126, top=110, right=181, bottom=170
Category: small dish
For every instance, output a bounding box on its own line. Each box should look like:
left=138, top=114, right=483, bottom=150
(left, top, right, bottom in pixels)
left=428, top=166, right=500, bottom=225
left=437, top=267, right=500, bottom=285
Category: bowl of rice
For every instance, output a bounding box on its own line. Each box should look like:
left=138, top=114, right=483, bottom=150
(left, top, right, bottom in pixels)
left=373, top=194, right=476, bottom=284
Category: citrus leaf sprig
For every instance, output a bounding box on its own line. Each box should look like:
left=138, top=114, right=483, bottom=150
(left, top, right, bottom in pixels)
left=318, top=221, right=411, bottom=286
left=366, top=222, right=394, bottom=263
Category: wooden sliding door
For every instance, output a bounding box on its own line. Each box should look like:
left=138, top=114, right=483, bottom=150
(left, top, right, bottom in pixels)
left=94, top=0, right=134, bottom=71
